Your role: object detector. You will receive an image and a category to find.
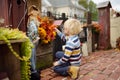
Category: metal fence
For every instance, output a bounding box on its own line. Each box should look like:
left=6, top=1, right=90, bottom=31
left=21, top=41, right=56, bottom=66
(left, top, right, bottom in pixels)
left=41, top=11, right=87, bottom=23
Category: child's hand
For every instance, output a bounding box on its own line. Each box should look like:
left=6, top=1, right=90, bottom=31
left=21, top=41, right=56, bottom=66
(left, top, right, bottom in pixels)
left=53, top=61, right=59, bottom=66
left=33, top=37, right=40, bottom=44
left=54, top=28, right=58, bottom=32
left=55, top=28, right=61, bottom=33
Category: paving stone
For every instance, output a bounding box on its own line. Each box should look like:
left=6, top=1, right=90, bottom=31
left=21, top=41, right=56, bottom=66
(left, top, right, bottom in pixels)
left=80, top=69, right=90, bottom=75
left=41, top=75, right=53, bottom=80
left=107, top=64, right=118, bottom=70
left=109, top=72, right=120, bottom=80
left=92, top=74, right=107, bottom=80
left=80, top=75, right=93, bottom=80
left=41, top=69, right=53, bottom=77
left=41, top=49, right=120, bottom=80
left=89, top=70, right=101, bottom=75
left=51, top=76, right=64, bottom=80
left=102, top=69, right=112, bottom=75
left=114, top=67, right=120, bottom=73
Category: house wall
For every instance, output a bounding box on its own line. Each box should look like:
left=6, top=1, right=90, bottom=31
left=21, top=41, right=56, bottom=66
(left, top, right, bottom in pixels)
left=55, top=7, right=85, bottom=18
left=76, top=9, right=85, bottom=18
left=41, top=0, right=86, bottom=19
left=55, top=7, right=70, bottom=15
left=110, top=16, right=120, bottom=48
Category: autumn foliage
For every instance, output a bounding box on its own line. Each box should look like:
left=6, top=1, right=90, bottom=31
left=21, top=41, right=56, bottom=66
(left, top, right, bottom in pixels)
left=92, top=23, right=102, bottom=34
left=37, top=16, right=56, bottom=44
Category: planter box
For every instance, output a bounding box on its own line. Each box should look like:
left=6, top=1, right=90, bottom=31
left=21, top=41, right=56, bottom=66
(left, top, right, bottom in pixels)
left=36, top=43, right=53, bottom=69
left=0, top=39, right=26, bottom=80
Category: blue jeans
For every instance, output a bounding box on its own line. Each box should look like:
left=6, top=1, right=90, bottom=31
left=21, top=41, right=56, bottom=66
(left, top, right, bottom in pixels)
left=53, top=51, right=70, bottom=76
left=30, top=41, right=39, bottom=73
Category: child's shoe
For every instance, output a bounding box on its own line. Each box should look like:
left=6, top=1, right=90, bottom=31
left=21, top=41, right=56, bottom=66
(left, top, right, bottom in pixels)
left=68, top=66, right=80, bottom=80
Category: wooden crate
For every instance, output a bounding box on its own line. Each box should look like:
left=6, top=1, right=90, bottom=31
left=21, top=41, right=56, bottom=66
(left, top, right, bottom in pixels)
left=0, top=40, right=25, bottom=80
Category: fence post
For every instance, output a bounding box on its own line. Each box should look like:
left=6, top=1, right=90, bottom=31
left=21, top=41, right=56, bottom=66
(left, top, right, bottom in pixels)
left=47, top=11, right=51, bottom=17
left=87, top=11, right=91, bottom=24
left=74, top=14, right=77, bottom=19
left=62, top=13, right=65, bottom=18
left=82, top=11, right=92, bottom=56
left=86, top=11, right=92, bottom=53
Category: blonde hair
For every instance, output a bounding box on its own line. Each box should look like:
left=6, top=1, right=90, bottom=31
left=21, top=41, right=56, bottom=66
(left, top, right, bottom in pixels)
left=64, top=19, right=82, bottom=35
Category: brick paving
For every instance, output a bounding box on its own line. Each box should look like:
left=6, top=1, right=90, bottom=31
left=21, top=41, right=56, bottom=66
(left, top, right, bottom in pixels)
left=41, top=49, right=120, bottom=80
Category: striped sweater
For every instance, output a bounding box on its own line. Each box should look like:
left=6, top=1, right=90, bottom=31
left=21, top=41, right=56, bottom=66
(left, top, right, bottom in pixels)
left=58, top=32, right=82, bottom=66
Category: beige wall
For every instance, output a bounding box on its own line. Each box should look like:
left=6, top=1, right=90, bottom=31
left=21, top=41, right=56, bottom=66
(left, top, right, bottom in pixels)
left=110, top=17, right=120, bottom=48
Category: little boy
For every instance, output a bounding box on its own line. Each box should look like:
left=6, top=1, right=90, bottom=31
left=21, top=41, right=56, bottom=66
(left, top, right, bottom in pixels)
left=53, top=19, right=83, bottom=79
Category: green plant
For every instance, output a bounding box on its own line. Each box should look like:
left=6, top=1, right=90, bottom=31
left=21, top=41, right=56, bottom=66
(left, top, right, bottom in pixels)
left=0, top=27, right=33, bottom=80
